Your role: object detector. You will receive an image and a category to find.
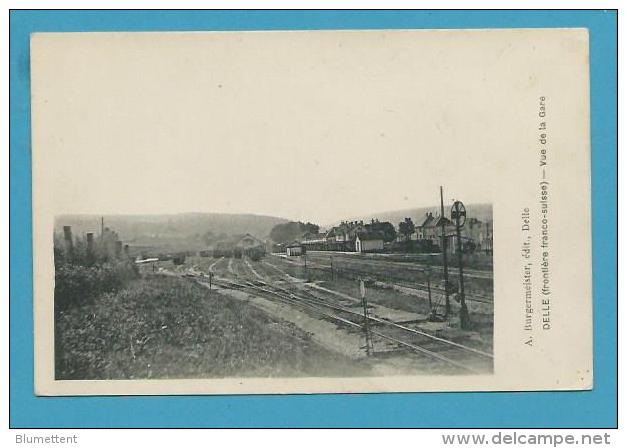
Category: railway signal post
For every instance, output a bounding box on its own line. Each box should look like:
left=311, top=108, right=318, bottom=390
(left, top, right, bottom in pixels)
left=451, top=200, right=471, bottom=330
left=440, top=186, right=451, bottom=318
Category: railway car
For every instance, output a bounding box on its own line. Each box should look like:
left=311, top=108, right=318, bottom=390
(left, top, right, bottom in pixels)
left=213, top=248, right=232, bottom=258
left=172, top=254, right=186, bottom=265
left=245, top=245, right=266, bottom=261
left=213, top=242, right=235, bottom=258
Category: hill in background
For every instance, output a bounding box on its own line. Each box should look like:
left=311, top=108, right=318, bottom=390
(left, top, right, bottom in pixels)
left=54, top=213, right=289, bottom=250
left=55, top=203, right=492, bottom=251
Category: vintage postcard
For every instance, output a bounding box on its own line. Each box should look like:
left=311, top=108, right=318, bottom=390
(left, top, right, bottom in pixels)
left=31, top=29, right=591, bottom=395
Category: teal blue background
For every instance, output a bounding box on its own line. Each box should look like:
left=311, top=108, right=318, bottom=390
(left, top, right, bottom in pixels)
left=9, top=10, right=617, bottom=428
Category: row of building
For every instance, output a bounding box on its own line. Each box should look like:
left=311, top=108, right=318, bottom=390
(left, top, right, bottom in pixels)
left=286, top=212, right=493, bottom=255
left=406, top=212, right=493, bottom=252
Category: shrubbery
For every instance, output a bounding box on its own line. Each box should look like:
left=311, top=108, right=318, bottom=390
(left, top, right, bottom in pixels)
left=54, top=261, right=138, bottom=311
left=55, top=275, right=369, bottom=380
left=53, top=227, right=139, bottom=311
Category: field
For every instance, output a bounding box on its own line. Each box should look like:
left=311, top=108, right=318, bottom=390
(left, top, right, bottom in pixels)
left=55, top=274, right=372, bottom=379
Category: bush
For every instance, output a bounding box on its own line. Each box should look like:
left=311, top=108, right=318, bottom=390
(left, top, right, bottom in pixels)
left=55, top=275, right=371, bottom=380
left=54, top=261, right=138, bottom=311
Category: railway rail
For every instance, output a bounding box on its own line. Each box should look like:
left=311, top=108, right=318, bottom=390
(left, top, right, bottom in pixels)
left=303, top=251, right=494, bottom=280
left=263, top=256, right=493, bottom=304
left=188, top=264, right=492, bottom=374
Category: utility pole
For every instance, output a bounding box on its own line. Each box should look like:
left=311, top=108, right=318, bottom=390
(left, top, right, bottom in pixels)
left=426, top=260, right=434, bottom=319
left=452, top=200, right=470, bottom=329
left=330, top=256, right=334, bottom=281
left=440, top=186, right=451, bottom=318
left=360, top=278, right=374, bottom=356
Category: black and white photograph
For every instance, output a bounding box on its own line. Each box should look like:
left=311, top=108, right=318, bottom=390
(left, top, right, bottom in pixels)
left=53, top=195, right=494, bottom=380
left=31, top=29, right=592, bottom=395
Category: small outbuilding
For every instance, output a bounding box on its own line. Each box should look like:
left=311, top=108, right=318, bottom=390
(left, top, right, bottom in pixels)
left=355, top=233, right=384, bottom=253
left=286, top=244, right=304, bottom=257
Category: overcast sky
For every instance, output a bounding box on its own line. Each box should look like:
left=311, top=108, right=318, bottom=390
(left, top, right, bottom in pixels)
left=28, top=30, right=538, bottom=224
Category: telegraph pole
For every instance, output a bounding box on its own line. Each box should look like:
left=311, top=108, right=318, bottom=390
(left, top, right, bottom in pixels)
left=440, top=186, right=451, bottom=318
left=360, top=278, right=374, bottom=356
left=426, top=260, right=434, bottom=320
left=452, top=200, right=470, bottom=329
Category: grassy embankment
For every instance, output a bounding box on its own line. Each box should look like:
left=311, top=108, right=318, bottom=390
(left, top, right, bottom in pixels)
left=56, top=274, right=370, bottom=379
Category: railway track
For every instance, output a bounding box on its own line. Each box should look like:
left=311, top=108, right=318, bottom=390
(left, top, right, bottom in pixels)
left=303, top=252, right=494, bottom=280
left=264, top=255, right=493, bottom=304
left=190, top=262, right=492, bottom=374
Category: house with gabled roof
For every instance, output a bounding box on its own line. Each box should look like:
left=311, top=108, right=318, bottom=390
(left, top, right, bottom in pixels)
left=355, top=231, right=385, bottom=253
left=419, top=212, right=455, bottom=242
